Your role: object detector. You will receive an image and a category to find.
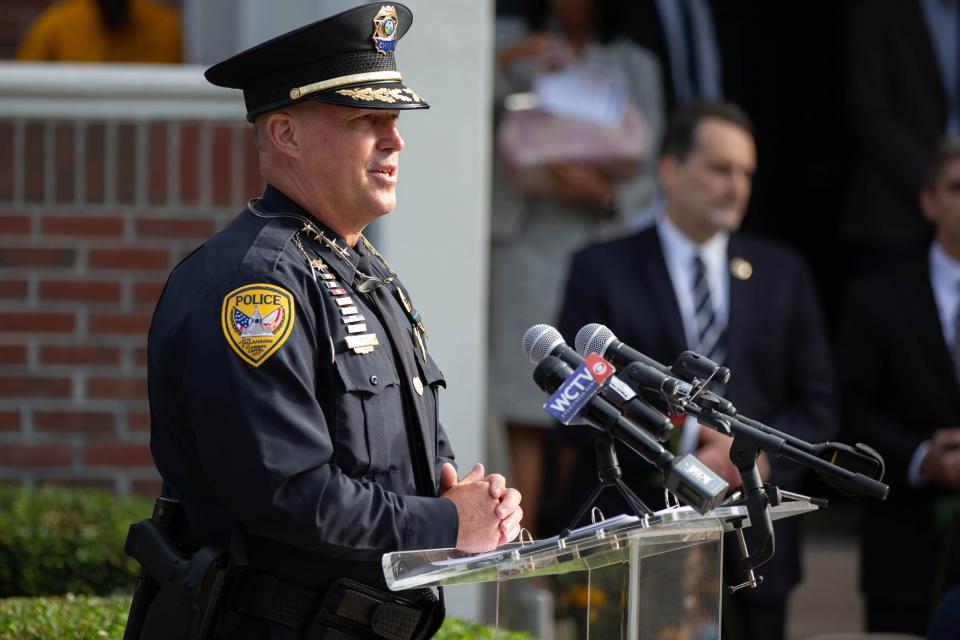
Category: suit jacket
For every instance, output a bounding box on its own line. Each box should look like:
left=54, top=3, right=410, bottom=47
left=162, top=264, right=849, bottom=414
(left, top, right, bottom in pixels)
left=839, top=258, right=960, bottom=609
left=541, top=226, right=837, bottom=601
left=843, top=0, right=942, bottom=249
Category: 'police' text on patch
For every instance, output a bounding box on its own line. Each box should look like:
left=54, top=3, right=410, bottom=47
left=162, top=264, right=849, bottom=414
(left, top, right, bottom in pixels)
left=221, top=283, right=295, bottom=367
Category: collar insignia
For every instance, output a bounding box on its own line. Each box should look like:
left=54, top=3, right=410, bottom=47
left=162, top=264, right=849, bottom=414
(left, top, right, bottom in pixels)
left=221, top=283, right=295, bottom=367
left=372, top=5, right=399, bottom=55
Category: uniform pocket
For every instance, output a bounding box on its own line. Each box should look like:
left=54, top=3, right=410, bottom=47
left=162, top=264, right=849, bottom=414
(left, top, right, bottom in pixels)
left=333, top=351, right=402, bottom=477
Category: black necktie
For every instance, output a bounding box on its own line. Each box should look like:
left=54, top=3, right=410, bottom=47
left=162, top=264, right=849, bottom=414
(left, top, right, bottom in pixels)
left=356, top=253, right=436, bottom=493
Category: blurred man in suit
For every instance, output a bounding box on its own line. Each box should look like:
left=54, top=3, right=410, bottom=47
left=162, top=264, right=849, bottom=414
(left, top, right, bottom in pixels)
left=544, top=101, right=836, bottom=640
left=839, top=138, right=960, bottom=635
left=842, top=0, right=956, bottom=274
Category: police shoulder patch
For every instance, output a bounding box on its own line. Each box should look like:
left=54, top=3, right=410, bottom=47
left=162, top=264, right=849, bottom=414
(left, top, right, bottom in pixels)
left=221, top=283, right=295, bottom=367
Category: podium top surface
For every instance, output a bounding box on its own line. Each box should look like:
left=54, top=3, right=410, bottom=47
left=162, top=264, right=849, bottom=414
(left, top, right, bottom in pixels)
left=383, top=500, right=817, bottom=591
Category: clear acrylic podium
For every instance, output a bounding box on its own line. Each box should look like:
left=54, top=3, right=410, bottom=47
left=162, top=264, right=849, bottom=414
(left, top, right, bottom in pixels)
left=382, top=501, right=817, bottom=639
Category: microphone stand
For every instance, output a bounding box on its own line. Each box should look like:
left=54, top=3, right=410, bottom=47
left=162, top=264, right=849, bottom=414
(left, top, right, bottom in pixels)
left=560, top=433, right=654, bottom=538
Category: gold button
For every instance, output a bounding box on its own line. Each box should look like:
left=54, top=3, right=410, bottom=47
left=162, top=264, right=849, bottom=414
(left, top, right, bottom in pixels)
left=413, top=376, right=424, bottom=395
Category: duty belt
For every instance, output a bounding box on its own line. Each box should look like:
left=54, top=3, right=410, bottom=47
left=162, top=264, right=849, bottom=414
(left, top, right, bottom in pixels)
left=222, top=569, right=441, bottom=640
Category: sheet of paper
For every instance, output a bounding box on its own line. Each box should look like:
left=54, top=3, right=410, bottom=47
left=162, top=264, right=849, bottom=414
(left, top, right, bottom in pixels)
left=533, top=68, right=629, bottom=127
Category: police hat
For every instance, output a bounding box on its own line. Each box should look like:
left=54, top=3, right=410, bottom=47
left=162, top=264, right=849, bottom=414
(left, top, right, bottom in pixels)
left=205, top=3, right=428, bottom=121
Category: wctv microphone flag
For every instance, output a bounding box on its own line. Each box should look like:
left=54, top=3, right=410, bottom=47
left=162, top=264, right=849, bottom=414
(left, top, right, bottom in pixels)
left=544, top=353, right=616, bottom=424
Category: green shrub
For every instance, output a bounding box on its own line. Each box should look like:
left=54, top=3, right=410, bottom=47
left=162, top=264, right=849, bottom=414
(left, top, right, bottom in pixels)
left=0, top=485, right=152, bottom=597
left=0, top=594, right=129, bottom=640
left=0, top=594, right=533, bottom=640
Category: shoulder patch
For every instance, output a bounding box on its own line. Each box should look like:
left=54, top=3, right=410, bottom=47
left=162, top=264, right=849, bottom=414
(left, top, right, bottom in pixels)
left=221, top=283, right=295, bottom=367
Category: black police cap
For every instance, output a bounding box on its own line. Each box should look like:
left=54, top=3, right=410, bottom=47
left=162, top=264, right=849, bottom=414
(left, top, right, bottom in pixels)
left=205, top=3, right=428, bottom=122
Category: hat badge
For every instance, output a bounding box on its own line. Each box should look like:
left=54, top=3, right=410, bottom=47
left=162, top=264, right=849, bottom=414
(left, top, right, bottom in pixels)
left=372, top=5, right=400, bottom=55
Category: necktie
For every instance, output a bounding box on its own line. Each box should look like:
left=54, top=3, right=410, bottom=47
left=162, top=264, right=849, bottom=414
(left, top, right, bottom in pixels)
left=356, top=252, right=434, bottom=493
left=693, top=254, right=725, bottom=364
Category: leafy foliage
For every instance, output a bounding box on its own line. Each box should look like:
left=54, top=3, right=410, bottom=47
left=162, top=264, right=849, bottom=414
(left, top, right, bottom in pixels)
left=0, top=485, right=152, bottom=596
left=0, top=594, right=534, bottom=640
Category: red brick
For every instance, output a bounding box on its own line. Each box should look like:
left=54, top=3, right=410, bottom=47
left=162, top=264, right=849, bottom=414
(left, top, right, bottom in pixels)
left=40, top=279, right=122, bottom=301
left=116, top=123, right=136, bottom=205
left=0, top=345, right=26, bottom=364
left=24, top=122, right=44, bottom=202
left=0, top=443, right=72, bottom=467
left=135, top=217, right=215, bottom=238
left=180, top=123, right=200, bottom=205
left=54, top=123, right=74, bottom=203
left=88, top=377, right=147, bottom=399
left=132, top=478, right=162, bottom=497
left=212, top=125, right=232, bottom=206
left=0, top=280, right=28, bottom=299
left=0, top=410, right=20, bottom=431
left=133, top=281, right=165, bottom=304
left=40, top=345, right=121, bottom=365
left=0, top=377, right=71, bottom=397
left=88, top=248, right=169, bottom=270
left=89, top=312, right=152, bottom=334
left=85, top=123, right=105, bottom=203
left=0, top=121, right=13, bottom=201
left=84, top=441, right=152, bottom=466
left=0, top=215, right=30, bottom=234
left=0, top=313, right=74, bottom=332
left=128, top=410, right=150, bottom=431
left=0, top=247, right=76, bottom=268
left=148, top=123, right=168, bottom=205
left=41, top=215, right=124, bottom=236
left=35, top=410, right=115, bottom=433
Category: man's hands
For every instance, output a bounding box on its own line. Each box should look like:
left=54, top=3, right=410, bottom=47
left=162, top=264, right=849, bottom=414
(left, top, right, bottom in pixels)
left=920, top=428, right=960, bottom=490
left=439, top=462, right=523, bottom=553
left=695, top=426, right=770, bottom=488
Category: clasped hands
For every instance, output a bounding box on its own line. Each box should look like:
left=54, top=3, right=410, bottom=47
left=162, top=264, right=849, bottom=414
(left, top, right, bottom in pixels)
left=439, top=462, right=523, bottom=553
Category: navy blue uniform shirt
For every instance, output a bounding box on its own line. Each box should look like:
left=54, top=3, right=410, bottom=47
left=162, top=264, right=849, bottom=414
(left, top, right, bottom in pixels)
left=147, top=185, right=459, bottom=589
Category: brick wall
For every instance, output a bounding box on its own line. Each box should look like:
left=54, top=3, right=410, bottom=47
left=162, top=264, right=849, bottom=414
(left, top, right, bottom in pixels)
left=0, top=116, right=262, bottom=495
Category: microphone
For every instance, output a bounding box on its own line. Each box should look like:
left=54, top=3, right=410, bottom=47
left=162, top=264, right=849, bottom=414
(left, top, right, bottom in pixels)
left=533, top=356, right=728, bottom=515
left=576, top=323, right=737, bottom=416
left=523, top=324, right=674, bottom=441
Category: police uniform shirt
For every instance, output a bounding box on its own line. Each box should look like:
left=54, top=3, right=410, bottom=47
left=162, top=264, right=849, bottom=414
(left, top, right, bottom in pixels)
left=147, top=185, right=459, bottom=588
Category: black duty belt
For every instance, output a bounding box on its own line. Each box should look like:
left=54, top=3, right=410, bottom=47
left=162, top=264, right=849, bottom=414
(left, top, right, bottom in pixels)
left=223, top=569, right=441, bottom=640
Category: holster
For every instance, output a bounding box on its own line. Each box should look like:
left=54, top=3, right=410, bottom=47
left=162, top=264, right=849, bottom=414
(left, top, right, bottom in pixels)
left=122, top=497, right=228, bottom=640
left=220, top=570, right=444, bottom=640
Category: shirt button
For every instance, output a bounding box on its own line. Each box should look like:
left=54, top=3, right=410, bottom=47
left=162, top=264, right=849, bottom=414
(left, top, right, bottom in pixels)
left=369, top=375, right=379, bottom=385
left=413, top=376, right=424, bottom=395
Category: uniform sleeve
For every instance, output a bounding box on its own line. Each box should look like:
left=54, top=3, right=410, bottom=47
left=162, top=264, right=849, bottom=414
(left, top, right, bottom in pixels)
left=181, top=272, right=457, bottom=559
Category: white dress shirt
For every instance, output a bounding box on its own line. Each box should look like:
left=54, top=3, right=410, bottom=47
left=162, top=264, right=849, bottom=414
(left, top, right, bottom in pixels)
left=656, top=214, right=729, bottom=452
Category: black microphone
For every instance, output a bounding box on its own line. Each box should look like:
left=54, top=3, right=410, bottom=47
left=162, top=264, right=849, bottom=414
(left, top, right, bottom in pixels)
left=533, top=356, right=728, bottom=515
left=576, top=323, right=737, bottom=416
left=523, top=324, right=674, bottom=441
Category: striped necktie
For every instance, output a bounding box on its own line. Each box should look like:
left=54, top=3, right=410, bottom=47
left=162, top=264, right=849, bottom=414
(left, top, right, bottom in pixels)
left=693, top=254, right=726, bottom=364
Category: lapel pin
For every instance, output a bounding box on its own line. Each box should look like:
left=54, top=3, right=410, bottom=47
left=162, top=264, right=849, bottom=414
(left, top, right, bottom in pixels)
left=730, top=257, right=753, bottom=281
